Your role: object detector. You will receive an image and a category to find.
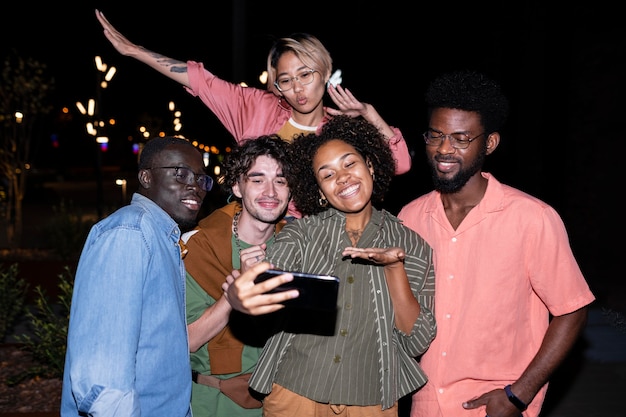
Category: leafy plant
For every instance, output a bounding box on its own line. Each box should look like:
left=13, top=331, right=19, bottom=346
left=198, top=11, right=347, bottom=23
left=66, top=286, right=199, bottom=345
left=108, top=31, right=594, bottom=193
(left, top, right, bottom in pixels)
left=12, top=266, right=73, bottom=382
left=45, top=199, right=93, bottom=261
left=0, top=262, right=28, bottom=341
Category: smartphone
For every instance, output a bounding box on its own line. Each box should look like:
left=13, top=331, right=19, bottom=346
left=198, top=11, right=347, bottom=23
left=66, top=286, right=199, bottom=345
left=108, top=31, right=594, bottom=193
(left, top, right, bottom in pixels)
left=254, top=269, right=340, bottom=311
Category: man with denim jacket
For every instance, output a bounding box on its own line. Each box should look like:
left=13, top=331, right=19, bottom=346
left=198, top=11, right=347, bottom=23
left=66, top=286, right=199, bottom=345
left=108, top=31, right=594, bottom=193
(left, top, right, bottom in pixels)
left=61, top=136, right=209, bottom=417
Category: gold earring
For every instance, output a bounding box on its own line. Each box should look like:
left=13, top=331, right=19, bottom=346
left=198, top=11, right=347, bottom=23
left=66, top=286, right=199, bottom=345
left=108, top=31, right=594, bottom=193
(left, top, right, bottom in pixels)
left=318, top=197, right=328, bottom=207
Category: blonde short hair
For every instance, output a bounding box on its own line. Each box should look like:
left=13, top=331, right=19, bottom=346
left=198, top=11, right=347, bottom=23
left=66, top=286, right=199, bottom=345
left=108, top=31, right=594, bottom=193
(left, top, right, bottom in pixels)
left=266, top=33, right=332, bottom=95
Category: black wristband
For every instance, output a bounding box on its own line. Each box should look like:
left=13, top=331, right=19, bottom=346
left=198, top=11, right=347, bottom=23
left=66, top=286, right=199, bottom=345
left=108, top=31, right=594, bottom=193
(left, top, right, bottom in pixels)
left=504, top=384, right=528, bottom=411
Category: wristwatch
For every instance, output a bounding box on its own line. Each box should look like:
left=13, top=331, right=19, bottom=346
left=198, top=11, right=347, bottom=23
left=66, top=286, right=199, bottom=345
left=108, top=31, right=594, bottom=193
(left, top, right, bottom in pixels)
left=504, top=384, right=528, bottom=411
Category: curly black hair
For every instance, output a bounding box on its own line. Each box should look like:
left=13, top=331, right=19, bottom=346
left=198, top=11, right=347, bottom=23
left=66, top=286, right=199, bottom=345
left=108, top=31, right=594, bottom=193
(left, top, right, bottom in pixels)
left=425, top=70, right=509, bottom=135
left=289, top=115, right=395, bottom=217
left=221, top=134, right=292, bottom=197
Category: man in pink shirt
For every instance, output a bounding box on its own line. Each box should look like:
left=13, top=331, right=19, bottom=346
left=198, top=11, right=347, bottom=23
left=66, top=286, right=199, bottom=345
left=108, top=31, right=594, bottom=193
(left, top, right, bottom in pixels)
left=398, top=70, right=595, bottom=417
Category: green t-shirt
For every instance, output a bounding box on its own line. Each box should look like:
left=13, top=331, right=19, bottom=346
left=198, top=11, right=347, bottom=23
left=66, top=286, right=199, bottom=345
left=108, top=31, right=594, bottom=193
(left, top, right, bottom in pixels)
left=185, top=232, right=277, bottom=417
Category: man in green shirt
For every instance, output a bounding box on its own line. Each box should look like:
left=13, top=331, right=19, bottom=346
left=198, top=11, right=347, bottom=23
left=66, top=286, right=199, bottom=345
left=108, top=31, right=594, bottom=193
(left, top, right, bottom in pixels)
left=182, top=134, right=292, bottom=417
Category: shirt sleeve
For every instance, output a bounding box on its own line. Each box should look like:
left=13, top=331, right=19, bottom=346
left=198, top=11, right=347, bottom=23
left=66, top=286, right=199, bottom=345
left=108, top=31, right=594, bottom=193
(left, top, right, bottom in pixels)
left=65, top=228, right=146, bottom=417
left=528, top=205, right=595, bottom=316
left=393, top=227, right=437, bottom=356
left=185, top=61, right=288, bottom=143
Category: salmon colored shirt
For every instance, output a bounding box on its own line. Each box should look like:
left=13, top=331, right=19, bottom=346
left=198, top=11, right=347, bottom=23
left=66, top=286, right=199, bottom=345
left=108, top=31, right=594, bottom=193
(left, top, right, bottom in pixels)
left=397, top=173, right=595, bottom=417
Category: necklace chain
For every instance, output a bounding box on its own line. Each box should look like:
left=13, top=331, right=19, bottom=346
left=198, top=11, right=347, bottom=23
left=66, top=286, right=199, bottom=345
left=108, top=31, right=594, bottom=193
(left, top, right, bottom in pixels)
left=232, top=210, right=277, bottom=253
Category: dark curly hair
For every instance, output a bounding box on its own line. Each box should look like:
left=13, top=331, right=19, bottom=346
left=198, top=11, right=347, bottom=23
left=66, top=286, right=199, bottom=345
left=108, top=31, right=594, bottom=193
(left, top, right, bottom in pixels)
left=221, top=134, right=292, bottom=198
left=289, top=115, right=395, bottom=217
left=425, top=70, right=509, bottom=135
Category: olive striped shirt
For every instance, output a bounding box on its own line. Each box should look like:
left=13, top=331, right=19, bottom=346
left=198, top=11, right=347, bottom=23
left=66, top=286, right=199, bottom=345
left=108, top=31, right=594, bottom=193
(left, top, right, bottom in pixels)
left=249, top=208, right=436, bottom=410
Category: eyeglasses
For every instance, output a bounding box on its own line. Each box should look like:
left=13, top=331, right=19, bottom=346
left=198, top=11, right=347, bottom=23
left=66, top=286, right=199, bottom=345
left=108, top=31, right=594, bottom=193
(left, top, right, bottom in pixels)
left=422, top=130, right=485, bottom=150
left=147, top=166, right=213, bottom=191
left=274, top=69, right=317, bottom=92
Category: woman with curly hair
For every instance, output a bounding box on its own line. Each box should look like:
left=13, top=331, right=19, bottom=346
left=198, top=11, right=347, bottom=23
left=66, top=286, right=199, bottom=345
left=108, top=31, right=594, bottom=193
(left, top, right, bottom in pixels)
left=232, top=115, right=437, bottom=417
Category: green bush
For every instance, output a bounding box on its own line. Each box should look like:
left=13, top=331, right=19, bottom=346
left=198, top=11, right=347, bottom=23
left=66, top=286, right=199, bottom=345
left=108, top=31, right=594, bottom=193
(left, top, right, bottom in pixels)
left=0, top=263, right=28, bottom=341
left=45, top=199, right=94, bottom=261
left=13, top=266, right=73, bottom=381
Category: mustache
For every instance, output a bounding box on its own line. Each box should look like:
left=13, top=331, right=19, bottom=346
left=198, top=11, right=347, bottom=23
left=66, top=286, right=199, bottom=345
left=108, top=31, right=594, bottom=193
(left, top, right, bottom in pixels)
left=434, top=155, right=459, bottom=163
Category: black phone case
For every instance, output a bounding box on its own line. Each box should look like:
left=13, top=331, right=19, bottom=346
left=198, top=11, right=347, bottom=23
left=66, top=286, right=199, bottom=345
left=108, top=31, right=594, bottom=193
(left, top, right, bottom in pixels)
left=254, top=269, right=340, bottom=311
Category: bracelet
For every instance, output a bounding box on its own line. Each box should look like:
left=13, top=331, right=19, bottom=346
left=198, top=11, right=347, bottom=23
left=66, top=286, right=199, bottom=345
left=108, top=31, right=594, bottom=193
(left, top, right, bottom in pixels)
left=504, top=384, right=528, bottom=411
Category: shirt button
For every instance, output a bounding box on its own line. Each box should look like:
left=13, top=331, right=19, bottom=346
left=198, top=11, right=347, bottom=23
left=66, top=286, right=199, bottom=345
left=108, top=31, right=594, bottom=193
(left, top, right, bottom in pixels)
left=452, top=237, right=457, bottom=242
left=340, top=329, right=348, bottom=337
left=345, top=303, right=352, bottom=310
left=442, top=351, right=447, bottom=356
left=439, top=388, right=444, bottom=394
left=347, top=276, right=355, bottom=283
left=334, top=355, right=341, bottom=363
left=445, top=314, right=451, bottom=319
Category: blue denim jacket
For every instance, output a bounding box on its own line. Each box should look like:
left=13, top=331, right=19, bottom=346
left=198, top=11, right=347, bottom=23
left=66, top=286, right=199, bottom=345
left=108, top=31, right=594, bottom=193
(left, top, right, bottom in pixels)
left=61, top=193, right=192, bottom=417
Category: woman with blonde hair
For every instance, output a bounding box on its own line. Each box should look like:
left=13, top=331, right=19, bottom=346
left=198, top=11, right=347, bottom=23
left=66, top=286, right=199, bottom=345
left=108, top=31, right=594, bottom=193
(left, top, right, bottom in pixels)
left=95, top=10, right=411, bottom=180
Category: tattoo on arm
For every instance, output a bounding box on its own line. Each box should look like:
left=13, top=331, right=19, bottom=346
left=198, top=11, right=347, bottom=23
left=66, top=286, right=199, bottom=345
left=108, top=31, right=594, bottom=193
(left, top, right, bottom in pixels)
left=170, top=65, right=187, bottom=74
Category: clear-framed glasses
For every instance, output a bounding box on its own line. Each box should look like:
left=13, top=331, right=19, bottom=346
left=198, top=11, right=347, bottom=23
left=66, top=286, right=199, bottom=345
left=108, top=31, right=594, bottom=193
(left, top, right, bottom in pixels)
left=274, top=69, right=317, bottom=92
left=147, top=166, right=213, bottom=191
left=422, top=130, right=485, bottom=150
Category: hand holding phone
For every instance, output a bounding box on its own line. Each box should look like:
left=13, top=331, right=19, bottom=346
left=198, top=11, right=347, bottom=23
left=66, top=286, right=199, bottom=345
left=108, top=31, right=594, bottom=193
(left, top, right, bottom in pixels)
left=255, top=269, right=340, bottom=311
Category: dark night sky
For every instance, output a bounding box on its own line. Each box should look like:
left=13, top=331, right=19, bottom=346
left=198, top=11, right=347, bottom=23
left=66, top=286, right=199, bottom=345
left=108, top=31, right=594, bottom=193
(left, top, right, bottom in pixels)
left=3, top=2, right=529, bottom=157
left=2, top=2, right=625, bottom=303
left=2, top=2, right=535, bottom=189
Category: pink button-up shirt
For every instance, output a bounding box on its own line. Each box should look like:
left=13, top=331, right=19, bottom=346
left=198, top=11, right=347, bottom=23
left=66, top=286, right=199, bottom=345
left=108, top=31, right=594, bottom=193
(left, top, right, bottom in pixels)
left=398, top=173, right=595, bottom=417
left=185, top=61, right=411, bottom=174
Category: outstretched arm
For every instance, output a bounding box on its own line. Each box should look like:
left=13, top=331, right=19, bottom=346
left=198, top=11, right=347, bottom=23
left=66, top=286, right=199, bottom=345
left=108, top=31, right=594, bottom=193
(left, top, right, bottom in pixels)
left=342, top=246, right=420, bottom=333
left=95, top=9, right=190, bottom=88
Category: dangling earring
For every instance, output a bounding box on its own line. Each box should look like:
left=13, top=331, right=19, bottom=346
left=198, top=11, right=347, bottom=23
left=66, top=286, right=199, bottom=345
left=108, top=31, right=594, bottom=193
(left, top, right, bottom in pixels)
left=367, top=160, right=375, bottom=182
left=318, top=197, right=328, bottom=207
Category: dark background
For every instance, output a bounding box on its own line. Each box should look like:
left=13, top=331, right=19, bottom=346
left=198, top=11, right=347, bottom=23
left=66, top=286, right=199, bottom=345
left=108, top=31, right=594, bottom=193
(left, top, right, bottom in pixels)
left=1, top=2, right=624, bottom=309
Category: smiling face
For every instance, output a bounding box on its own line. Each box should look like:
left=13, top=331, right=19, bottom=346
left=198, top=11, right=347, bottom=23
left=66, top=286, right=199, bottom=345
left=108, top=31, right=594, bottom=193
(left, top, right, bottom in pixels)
left=275, top=51, right=326, bottom=120
left=138, top=144, right=206, bottom=231
left=313, top=139, right=374, bottom=215
left=426, top=107, right=497, bottom=193
left=232, top=155, right=290, bottom=224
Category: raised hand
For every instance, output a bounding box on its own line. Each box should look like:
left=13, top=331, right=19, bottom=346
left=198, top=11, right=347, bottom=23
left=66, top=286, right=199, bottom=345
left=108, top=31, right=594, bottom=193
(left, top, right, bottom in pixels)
left=95, top=9, right=140, bottom=57
left=326, top=84, right=368, bottom=118
left=238, top=243, right=268, bottom=273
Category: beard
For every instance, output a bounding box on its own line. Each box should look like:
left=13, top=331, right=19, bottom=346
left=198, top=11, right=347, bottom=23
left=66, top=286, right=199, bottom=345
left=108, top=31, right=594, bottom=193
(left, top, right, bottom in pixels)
left=428, top=146, right=487, bottom=194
